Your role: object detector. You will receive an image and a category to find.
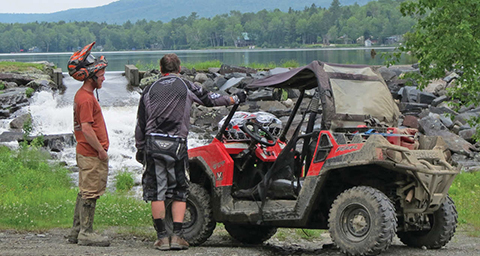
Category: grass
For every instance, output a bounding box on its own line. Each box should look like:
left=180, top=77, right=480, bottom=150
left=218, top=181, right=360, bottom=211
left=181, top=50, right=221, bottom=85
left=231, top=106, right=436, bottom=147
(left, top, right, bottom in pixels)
left=25, top=87, right=34, bottom=98
left=0, top=61, right=45, bottom=72
left=449, top=171, right=480, bottom=233
left=0, top=145, right=151, bottom=231
left=135, top=59, right=300, bottom=72
left=115, top=170, right=135, bottom=192
left=182, top=60, right=222, bottom=70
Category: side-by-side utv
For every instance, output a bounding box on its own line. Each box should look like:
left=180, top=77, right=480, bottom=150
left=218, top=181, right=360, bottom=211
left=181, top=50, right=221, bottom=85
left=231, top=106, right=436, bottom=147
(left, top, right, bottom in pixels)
left=165, top=61, right=459, bottom=256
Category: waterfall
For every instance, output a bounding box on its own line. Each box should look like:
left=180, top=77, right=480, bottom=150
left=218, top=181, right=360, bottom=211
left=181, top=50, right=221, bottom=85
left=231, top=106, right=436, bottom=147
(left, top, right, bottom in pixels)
left=24, top=72, right=207, bottom=194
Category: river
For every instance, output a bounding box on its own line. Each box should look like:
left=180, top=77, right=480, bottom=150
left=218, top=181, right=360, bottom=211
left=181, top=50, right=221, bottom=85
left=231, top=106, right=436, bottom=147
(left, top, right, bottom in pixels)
left=0, top=47, right=415, bottom=71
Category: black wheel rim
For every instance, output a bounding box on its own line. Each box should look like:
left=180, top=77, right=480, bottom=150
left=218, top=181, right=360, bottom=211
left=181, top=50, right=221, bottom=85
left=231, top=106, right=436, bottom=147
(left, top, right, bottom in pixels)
left=182, top=200, right=198, bottom=230
left=340, top=203, right=371, bottom=241
left=166, top=200, right=198, bottom=231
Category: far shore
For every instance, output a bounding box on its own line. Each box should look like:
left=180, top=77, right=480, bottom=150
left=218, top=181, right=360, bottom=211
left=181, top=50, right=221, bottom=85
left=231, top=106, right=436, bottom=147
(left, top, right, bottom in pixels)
left=0, top=46, right=399, bottom=56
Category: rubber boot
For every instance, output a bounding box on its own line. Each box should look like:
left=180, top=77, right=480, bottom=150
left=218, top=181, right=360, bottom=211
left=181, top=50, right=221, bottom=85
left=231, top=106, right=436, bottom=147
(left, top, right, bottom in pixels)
left=66, top=193, right=82, bottom=244
left=77, top=198, right=110, bottom=247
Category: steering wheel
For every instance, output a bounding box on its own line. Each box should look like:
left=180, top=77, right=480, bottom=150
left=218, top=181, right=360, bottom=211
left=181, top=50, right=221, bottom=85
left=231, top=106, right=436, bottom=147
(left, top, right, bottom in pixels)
left=240, top=121, right=276, bottom=147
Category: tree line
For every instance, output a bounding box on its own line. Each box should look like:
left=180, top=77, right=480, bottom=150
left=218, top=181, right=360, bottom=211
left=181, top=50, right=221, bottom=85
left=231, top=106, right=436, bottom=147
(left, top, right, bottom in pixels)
left=0, top=0, right=415, bottom=53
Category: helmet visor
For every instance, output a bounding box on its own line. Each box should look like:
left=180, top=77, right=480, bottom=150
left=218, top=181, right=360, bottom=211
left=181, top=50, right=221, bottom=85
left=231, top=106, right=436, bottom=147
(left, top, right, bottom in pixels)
left=85, top=54, right=96, bottom=65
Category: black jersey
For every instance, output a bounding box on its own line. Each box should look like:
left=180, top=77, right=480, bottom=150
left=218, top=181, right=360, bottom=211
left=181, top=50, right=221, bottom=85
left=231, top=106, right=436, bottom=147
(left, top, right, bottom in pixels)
left=135, top=74, right=233, bottom=150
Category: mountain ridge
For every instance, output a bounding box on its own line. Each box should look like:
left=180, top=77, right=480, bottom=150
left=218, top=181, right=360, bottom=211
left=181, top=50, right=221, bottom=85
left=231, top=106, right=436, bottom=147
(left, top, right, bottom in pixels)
left=0, top=0, right=373, bottom=24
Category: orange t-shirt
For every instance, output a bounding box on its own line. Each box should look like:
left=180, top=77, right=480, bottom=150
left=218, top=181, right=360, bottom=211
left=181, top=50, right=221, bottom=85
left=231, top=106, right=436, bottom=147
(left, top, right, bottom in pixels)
left=73, top=88, right=109, bottom=157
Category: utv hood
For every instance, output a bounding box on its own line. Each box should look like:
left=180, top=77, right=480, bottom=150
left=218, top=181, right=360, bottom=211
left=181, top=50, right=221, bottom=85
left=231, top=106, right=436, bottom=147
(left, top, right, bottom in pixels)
left=247, top=61, right=400, bottom=130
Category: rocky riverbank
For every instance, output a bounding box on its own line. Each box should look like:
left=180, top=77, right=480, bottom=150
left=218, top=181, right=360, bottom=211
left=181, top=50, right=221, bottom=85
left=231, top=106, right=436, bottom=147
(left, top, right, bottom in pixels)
left=0, top=60, right=70, bottom=148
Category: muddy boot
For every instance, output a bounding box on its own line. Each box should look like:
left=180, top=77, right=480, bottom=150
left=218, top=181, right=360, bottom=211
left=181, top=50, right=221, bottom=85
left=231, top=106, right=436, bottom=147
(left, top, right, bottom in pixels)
left=170, top=222, right=188, bottom=250
left=77, top=198, right=110, bottom=247
left=66, top=193, right=82, bottom=244
left=153, top=218, right=169, bottom=251
left=170, top=235, right=189, bottom=250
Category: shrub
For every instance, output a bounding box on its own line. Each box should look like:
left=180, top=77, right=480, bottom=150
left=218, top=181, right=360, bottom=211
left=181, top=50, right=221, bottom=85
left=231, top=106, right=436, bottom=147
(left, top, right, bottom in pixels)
left=25, top=87, right=35, bottom=98
left=115, top=170, right=135, bottom=192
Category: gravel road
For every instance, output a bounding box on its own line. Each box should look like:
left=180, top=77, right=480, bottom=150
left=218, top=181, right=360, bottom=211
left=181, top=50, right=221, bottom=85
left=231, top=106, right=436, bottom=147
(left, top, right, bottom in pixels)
left=1, top=226, right=479, bottom=256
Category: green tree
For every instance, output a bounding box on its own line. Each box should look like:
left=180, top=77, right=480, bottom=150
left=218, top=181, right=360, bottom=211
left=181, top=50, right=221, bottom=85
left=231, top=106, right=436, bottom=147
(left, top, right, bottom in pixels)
left=396, top=0, right=480, bottom=140
left=296, top=18, right=308, bottom=45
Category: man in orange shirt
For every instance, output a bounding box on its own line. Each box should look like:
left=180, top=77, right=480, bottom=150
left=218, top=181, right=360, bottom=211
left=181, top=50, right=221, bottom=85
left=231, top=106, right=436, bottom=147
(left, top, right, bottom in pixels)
left=66, top=42, right=110, bottom=247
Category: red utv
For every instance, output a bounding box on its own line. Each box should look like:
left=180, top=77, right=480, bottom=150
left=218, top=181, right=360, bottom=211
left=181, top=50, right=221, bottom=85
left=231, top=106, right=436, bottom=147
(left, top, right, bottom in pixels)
left=165, top=61, right=459, bottom=256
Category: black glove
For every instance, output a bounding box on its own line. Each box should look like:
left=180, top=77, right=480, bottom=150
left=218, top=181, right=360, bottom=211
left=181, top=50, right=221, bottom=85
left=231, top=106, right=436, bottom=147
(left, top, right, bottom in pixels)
left=235, top=91, right=247, bottom=103
left=135, top=150, right=145, bottom=165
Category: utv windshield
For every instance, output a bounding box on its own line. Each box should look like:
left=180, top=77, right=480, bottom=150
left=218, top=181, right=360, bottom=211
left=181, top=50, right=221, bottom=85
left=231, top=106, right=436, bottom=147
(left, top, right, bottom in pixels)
left=247, top=61, right=400, bottom=130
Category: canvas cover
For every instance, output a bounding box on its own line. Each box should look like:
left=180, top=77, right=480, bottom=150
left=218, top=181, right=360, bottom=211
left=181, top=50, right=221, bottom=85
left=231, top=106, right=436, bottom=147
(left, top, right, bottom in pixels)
left=247, top=61, right=400, bottom=130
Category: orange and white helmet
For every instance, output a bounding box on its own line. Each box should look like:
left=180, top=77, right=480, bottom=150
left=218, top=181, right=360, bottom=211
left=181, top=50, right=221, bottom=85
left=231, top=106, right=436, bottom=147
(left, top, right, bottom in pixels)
left=67, top=42, right=108, bottom=81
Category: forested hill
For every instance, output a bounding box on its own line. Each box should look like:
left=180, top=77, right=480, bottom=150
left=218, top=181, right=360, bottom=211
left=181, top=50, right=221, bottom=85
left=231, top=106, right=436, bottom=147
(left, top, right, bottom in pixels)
left=0, top=0, right=373, bottom=24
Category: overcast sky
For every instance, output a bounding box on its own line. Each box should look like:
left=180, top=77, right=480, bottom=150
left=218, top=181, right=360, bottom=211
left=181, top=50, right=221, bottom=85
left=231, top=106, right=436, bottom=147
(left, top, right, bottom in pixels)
left=1, top=0, right=118, bottom=14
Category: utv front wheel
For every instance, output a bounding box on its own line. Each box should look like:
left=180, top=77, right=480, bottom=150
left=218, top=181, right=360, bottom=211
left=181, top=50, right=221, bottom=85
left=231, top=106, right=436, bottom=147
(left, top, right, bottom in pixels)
left=224, top=223, right=277, bottom=244
left=329, top=186, right=397, bottom=256
left=397, top=196, right=457, bottom=249
left=165, top=183, right=216, bottom=245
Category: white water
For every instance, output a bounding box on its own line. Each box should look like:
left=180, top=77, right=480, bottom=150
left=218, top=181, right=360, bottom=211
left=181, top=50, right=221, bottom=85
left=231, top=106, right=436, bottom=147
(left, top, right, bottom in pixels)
left=21, top=73, right=208, bottom=189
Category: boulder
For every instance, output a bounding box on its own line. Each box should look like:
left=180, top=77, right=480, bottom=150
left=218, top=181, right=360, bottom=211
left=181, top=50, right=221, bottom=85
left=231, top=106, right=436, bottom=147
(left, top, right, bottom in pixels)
left=139, top=74, right=159, bottom=89
left=0, top=131, right=23, bottom=142
left=250, top=71, right=270, bottom=80
left=399, top=102, right=428, bottom=115
left=248, top=88, right=276, bottom=101
left=27, top=78, right=65, bottom=91
left=423, top=79, right=446, bottom=95
left=439, top=114, right=454, bottom=129
left=219, top=77, right=244, bottom=91
left=191, top=105, right=230, bottom=127
left=458, top=104, right=476, bottom=113
left=214, top=76, right=227, bottom=89
left=268, top=68, right=290, bottom=76
left=0, top=73, right=35, bottom=86
left=4, top=81, right=18, bottom=89
left=225, top=72, right=248, bottom=79
left=0, top=87, right=28, bottom=108
left=443, top=72, right=459, bottom=83
left=418, top=114, right=475, bottom=156
left=401, top=86, right=420, bottom=102
left=143, top=69, right=160, bottom=78
left=417, top=92, right=436, bottom=105
left=9, top=113, right=32, bottom=130
left=180, top=67, right=195, bottom=76
left=19, top=133, right=76, bottom=152
left=194, top=73, right=209, bottom=83
left=208, top=67, right=220, bottom=74
left=454, top=112, right=480, bottom=125
left=201, top=78, right=216, bottom=91
left=429, top=106, right=458, bottom=116
left=402, top=115, right=419, bottom=129
left=431, top=95, right=448, bottom=107
left=218, top=64, right=256, bottom=75
left=459, top=128, right=477, bottom=143
left=255, top=101, right=290, bottom=117
left=377, top=67, right=397, bottom=82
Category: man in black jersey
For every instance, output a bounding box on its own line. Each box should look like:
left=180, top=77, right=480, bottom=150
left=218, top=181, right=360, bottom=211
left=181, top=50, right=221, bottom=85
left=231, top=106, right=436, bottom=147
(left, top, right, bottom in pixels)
left=135, top=54, right=246, bottom=250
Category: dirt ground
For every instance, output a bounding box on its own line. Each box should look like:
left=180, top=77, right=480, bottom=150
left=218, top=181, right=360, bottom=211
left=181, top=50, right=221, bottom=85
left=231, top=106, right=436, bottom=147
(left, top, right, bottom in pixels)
left=1, top=226, right=479, bottom=256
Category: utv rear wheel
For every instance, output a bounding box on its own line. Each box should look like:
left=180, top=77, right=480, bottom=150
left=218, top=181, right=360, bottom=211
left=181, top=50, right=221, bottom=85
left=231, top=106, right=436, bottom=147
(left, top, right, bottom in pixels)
left=329, top=186, right=397, bottom=256
left=224, top=223, right=277, bottom=244
left=397, top=196, right=457, bottom=249
left=165, top=183, right=216, bottom=245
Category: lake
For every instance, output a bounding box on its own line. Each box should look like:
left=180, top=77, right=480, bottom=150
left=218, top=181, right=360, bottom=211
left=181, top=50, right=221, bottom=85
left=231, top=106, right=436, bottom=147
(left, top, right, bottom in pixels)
left=0, top=47, right=415, bottom=71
